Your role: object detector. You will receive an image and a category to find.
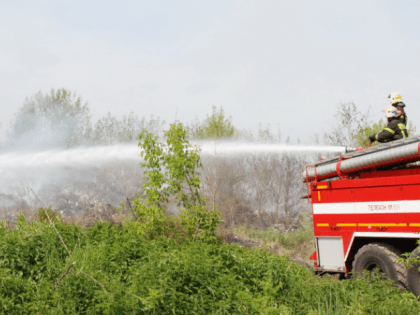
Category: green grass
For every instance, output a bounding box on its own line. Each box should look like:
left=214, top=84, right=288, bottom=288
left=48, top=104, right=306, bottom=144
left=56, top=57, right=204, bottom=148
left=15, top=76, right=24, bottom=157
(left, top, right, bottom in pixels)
left=0, top=214, right=418, bottom=314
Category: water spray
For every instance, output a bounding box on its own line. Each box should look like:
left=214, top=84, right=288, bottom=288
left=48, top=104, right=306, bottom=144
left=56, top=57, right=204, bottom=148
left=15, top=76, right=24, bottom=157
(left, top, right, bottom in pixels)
left=0, top=145, right=141, bottom=169
left=195, top=141, right=360, bottom=156
left=0, top=141, right=361, bottom=213
left=0, top=142, right=359, bottom=170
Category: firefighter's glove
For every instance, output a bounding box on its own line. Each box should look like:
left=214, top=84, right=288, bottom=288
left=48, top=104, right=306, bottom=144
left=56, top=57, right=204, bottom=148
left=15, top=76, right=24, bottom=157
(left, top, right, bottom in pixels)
left=368, top=134, right=377, bottom=143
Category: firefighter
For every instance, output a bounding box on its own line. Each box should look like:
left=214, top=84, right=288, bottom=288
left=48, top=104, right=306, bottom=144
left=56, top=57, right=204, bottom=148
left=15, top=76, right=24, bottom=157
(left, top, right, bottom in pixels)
left=368, top=105, right=408, bottom=143
left=388, top=92, right=407, bottom=125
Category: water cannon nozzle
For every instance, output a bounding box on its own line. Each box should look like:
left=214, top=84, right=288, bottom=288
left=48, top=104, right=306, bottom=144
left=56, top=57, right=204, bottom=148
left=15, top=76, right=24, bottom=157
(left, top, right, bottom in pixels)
left=345, top=146, right=365, bottom=153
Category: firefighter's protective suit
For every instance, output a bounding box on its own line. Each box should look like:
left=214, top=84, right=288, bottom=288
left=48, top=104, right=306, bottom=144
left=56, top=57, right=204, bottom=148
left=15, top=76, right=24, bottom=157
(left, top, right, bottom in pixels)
left=393, top=101, right=407, bottom=125
left=369, top=117, right=408, bottom=143
left=369, top=106, right=408, bottom=143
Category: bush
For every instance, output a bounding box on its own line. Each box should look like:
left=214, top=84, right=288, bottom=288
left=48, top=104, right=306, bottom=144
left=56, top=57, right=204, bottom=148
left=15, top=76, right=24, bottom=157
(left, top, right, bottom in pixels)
left=0, top=216, right=418, bottom=314
left=134, top=122, right=221, bottom=244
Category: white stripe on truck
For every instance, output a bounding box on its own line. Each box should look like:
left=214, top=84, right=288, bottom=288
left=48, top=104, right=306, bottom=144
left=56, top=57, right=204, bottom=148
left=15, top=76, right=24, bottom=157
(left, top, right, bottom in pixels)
left=313, top=200, right=420, bottom=214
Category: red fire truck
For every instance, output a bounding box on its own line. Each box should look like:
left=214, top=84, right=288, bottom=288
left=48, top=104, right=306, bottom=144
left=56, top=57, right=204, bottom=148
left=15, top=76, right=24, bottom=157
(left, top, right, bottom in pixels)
left=304, top=136, right=420, bottom=297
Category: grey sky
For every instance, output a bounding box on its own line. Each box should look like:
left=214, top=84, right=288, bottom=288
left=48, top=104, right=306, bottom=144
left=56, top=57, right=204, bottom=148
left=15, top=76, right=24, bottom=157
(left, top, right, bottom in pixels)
left=1, top=0, right=420, bottom=142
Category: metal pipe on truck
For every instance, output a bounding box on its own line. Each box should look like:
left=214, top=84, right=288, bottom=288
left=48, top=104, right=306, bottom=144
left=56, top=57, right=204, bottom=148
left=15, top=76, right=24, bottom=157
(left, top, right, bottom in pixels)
left=303, top=135, right=420, bottom=182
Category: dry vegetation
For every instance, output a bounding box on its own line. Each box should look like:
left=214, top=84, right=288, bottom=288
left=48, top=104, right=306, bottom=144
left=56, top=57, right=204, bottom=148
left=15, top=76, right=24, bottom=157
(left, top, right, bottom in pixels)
left=1, top=150, right=311, bottom=226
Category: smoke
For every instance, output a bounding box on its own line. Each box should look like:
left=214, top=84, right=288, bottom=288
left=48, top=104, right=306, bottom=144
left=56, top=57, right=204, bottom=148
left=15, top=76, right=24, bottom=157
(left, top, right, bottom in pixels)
left=0, top=122, right=5, bottom=144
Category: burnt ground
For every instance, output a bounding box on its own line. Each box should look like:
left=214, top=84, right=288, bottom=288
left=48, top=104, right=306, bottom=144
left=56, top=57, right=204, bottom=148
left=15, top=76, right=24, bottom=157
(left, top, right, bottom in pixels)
left=223, top=231, right=261, bottom=248
left=223, top=231, right=313, bottom=270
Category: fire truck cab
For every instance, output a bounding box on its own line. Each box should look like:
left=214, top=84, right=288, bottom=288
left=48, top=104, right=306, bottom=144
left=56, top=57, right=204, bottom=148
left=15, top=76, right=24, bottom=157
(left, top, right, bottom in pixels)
left=305, top=136, right=420, bottom=297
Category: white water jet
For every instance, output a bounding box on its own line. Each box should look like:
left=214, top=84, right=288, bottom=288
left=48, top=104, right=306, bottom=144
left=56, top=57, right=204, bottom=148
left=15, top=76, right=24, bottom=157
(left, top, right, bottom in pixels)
left=0, top=142, right=346, bottom=170
left=194, top=141, right=346, bottom=155
left=0, top=145, right=141, bottom=169
left=0, top=141, right=345, bottom=211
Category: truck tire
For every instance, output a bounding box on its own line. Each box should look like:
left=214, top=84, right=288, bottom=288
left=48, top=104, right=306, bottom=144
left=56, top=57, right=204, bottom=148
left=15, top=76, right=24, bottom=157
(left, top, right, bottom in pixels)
left=407, top=248, right=420, bottom=299
left=352, top=243, right=407, bottom=289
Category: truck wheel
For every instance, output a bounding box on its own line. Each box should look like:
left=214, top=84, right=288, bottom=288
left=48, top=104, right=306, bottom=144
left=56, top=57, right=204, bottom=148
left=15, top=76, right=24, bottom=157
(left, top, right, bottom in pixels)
left=407, top=248, right=420, bottom=299
left=352, top=243, right=407, bottom=289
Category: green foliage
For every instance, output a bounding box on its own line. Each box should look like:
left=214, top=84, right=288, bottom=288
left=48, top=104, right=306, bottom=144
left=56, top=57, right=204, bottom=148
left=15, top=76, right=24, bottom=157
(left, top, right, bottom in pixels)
left=134, top=122, right=221, bottom=243
left=354, top=119, right=386, bottom=147
left=132, top=201, right=165, bottom=238
left=399, top=239, right=420, bottom=274
left=0, top=218, right=418, bottom=314
left=37, top=207, right=61, bottom=224
left=355, top=119, right=417, bottom=147
left=179, top=202, right=221, bottom=243
left=407, top=120, right=417, bottom=138
left=189, top=106, right=238, bottom=139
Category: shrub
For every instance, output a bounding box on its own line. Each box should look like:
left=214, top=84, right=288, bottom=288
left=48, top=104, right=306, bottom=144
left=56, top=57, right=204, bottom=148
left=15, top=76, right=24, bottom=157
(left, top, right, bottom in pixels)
left=0, top=217, right=418, bottom=314
left=134, top=122, right=221, bottom=244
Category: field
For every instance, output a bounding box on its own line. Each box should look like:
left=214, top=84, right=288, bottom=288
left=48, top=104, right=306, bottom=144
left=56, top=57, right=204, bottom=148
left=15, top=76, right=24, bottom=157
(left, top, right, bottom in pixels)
left=0, top=212, right=418, bottom=315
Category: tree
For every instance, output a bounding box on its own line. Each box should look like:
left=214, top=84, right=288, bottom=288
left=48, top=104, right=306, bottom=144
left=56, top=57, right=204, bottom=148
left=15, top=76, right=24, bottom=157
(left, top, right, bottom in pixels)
left=8, top=88, right=91, bottom=148
left=189, top=106, right=238, bottom=139
left=324, top=102, right=371, bottom=147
